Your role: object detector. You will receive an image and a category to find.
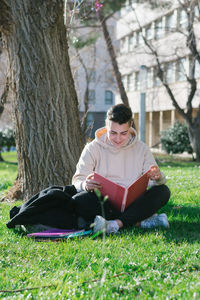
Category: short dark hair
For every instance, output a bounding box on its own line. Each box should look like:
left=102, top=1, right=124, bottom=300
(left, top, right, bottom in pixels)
left=106, top=104, right=133, bottom=126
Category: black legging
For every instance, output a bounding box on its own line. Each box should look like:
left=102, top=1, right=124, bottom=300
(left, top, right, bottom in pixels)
left=72, top=185, right=170, bottom=227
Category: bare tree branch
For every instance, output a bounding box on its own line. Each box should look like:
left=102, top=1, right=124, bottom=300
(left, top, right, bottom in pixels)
left=98, top=10, right=129, bottom=106
left=132, top=4, right=197, bottom=126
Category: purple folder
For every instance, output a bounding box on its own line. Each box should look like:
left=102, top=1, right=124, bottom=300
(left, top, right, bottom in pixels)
left=27, top=228, right=92, bottom=239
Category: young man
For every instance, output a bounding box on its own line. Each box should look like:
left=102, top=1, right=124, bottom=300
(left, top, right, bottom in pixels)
left=72, top=104, right=170, bottom=234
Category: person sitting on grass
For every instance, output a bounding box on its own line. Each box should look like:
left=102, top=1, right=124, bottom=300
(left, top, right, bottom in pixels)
left=72, top=103, right=170, bottom=234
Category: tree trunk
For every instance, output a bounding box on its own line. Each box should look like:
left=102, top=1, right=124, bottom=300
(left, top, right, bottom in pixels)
left=187, top=117, right=200, bottom=162
left=98, top=11, right=129, bottom=107
left=0, top=0, right=84, bottom=200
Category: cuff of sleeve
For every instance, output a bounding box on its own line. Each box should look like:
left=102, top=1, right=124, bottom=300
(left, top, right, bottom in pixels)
left=155, top=172, right=166, bottom=185
left=82, top=181, right=87, bottom=191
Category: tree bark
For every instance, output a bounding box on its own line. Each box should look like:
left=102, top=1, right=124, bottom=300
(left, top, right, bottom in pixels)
left=98, top=11, right=129, bottom=107
left=0, top=0, right=84, bottom=199
left=187, top=112, right=200, bottom=162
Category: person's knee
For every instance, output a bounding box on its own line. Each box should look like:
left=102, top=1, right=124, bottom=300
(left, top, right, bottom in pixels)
left=63, top=185, right=77, bottom=196
left=150, top=184, right=170, bottom=206
left=162, top=185, right=171, bottom=201
left=72, top=191, right=101, bottom=220
left=72, top=191, right=99, bottom=207
left=157, top=184, right=170, bottom=206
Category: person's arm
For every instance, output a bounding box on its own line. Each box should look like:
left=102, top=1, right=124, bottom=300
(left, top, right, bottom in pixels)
left=72, top=143, right=101, bottom=192
left=84, top=173, right=101, bottom=192
left=142, top=144, right=166, bottom=186
left=147, top=165, right=166, bottom=185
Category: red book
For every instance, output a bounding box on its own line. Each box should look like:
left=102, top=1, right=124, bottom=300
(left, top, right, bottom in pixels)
left=94, top=170, right=149, bottom=212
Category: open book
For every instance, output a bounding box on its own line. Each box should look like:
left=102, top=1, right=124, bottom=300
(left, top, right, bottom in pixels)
left=94, top=170, right=149, bottom=212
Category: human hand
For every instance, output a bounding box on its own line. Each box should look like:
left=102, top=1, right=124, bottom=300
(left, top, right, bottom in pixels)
left=85, top=173, right=101, bottom=192
left=148, top=165, right=162, bottom=181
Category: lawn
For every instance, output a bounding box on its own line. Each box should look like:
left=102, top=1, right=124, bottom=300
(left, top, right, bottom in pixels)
left=0, top=152, right=18, bottom=199
left=0, top=152, right=200, bottom=299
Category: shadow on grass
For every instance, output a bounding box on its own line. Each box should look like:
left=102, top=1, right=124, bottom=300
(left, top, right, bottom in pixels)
left=163, top=220, right=200, bottom=244
left=0, top=160, right=18, bottom=165
left=161, top=203, right=200, bottom=243
left=3, top=201, right=200, bottom=244
left=163, top=202, right=200, bottom=214
left=156, top=159, right=200, bottom=168
left=130, top=203, right=200, bottom=244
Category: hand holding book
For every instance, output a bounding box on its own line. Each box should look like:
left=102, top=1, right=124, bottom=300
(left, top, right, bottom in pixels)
left=85, top=173, right=102, bottom=192
left=148, top=165, right=162, bottom=181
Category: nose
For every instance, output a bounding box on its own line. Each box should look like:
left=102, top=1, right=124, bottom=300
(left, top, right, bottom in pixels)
left=115, top=134, right=121, bottom=143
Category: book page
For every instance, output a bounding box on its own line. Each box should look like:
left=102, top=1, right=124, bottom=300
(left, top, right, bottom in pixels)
left=125, top=171, right=149, bottom=211
left=94, top=173, right=125, bottom=211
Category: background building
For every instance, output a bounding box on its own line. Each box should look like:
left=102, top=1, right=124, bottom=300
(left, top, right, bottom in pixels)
left=1, top=1, right=199, bottom=148
left=0, top=45, right=12, bottom=130
left=116, top=0, right=200, bottom=148
left=69, top=15, right=118, bottom=138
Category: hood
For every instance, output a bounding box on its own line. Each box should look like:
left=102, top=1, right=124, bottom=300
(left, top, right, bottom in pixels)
left=95, top=126, right=138, bottom=152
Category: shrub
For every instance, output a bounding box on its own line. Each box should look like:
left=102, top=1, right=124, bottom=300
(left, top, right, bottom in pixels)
left=160, top=121, right=193, bottom=154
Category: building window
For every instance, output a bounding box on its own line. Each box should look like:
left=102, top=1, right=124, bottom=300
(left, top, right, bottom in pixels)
left=147, top=68, right=153, bottom=89
left=105, top=90, right=114, bottom=105
left=106, top=71, right=114, bottom=84
left=136, top=30, right=143, bottom=46
left=165, top=62, right=175, bottom=84
left=155, top=19, right=163, bottom=40
left=165, top=12, right=176, bottom=33
left=176, top=58, right=187, bottom=81
left=120, top=37, right=127, bottom=54
left=88, top=90, right=95, bottom=103
left=145, top=24, right=153, bottom=40
left=195, top=60, right=200, bottom=78
left=86, top=112, right=94, bottom=128
left=122, top=75, right=128, bottom=91
left=108, top=25, right=114, bottom=36
left=153, top=67, right=162, bottom=87
left=128, top=34, right=134, bottom=52
left=127, top=73, right=134, bottom=91
left=179, top=9, right=188, bottom=28
left=194, top=5, right=200, bottom=18
left=89, top=70, right=96, bottom=82
left=135, top=72, right=140, bottom=90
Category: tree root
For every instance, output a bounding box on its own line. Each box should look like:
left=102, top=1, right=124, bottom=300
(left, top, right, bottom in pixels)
left=1, top=180, right=23, bottom=202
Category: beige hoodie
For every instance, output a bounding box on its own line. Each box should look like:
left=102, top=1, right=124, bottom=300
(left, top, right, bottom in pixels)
left=72, top=127, right=166, bottom=191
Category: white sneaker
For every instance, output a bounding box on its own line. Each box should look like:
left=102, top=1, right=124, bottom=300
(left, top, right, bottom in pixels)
left=140, top=213, right=169, bottom=229
left=93, top=215, right=119, bottom=234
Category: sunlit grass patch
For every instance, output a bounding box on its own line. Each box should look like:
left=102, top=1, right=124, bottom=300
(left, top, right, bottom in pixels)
left=0, top=152, right=18, bottom=198
left=0, top=154, right=200, bottom=298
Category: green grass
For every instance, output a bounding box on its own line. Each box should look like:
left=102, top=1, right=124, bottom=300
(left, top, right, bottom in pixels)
left=0, top=153, right=200, bottom=299
left=0, top=152, right=18, bottom=198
